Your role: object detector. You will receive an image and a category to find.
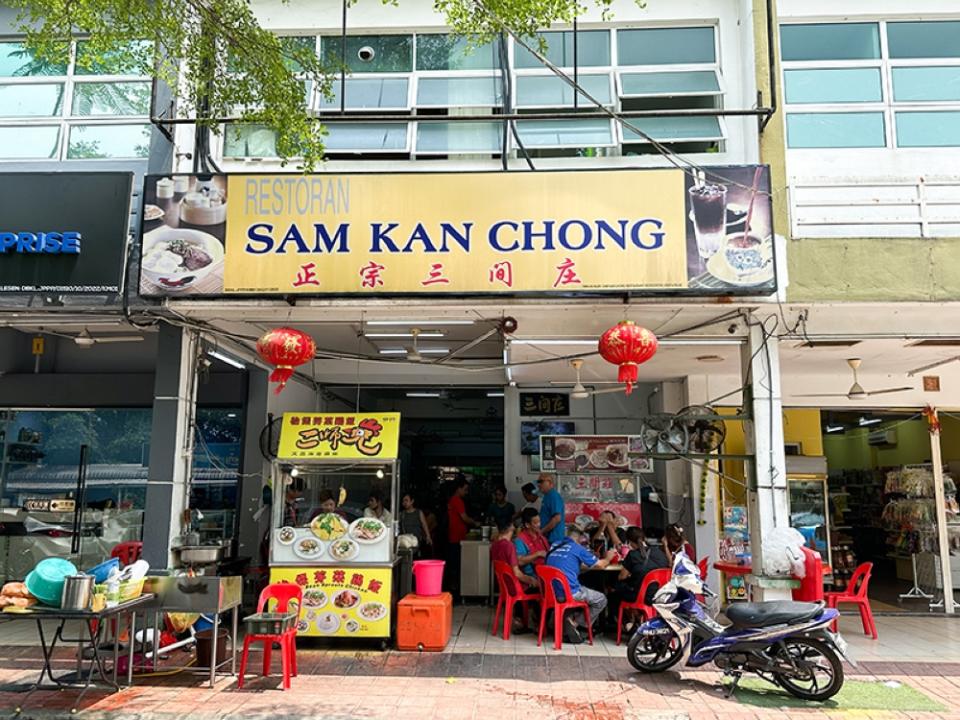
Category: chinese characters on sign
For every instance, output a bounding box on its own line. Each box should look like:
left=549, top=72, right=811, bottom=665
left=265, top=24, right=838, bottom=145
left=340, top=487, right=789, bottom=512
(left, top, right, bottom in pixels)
left=269, top=566, right=392, bottom=638
left=277, top=413, right=400, bottom=461
left=519, top=393, right=570, bottom=417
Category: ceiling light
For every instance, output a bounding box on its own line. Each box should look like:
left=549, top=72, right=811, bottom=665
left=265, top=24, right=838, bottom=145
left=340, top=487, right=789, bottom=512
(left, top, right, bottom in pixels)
left=208, top=350, right=245, bottom=369
left=406, top=392, right=440, bottom=398
left=365, top=332, right=445, bottom=339
left=859, top=417, right=882, bottom=427
left=696, top=355, right=725, bottom=363
left=486, top=391, right=505, bottom=397
left=509, top=339, right=595, bottom=346
left=378, top=349, right=407, bottom=355
left=74, top=329, right=95, bottom=348
left=366, top=320, right=475, bottom=326
left=290, top=467, right=300, bottom=478
left=227, top=413, right=237, bottom=418
left=825, top=424, right=844, bottom=433
left=376, top=468, right=385, bottom=479
left=418, top=348, right=450, bottom=355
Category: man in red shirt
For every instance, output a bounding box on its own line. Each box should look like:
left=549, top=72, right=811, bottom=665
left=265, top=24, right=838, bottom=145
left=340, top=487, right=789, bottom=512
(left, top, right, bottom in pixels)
left=490, top=522, right=538, bottom=591
left=446, top=477, right=479, bottom=600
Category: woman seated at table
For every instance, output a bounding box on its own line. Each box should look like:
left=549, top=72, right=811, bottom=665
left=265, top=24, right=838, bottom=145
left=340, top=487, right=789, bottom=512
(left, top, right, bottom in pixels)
left=608, top=527, right=670, bottom=633
left=665, top=523, right=696, bottom=565
left=589, top=511, right=623, bottom=556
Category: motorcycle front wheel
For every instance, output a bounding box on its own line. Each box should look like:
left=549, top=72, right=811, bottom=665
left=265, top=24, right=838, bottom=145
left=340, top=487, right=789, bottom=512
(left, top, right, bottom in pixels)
left=772, top=637, right=844, bottom=701
left=626, top=630, right=684, bottom=673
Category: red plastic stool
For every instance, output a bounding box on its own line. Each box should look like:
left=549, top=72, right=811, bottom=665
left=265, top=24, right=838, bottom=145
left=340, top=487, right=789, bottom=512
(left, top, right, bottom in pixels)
left=492, top=561, right=541, bottom=640
left=238, top=583, right=302, bottom=690
left=534, top=565, right=593, bottom=651
left=825, top=562, right=877, bottom=639
left=111, top=541, right=143, bottom=568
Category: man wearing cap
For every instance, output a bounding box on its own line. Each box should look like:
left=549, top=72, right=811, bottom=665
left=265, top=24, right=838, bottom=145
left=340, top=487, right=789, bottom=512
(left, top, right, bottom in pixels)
left=538, top=473, right=566, bottom=546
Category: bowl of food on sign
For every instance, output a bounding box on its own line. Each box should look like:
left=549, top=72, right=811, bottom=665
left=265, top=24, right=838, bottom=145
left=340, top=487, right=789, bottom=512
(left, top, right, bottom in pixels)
left=574, top=452, right=591, bottom=470
left=575, top=514, right=595, bottom=529
left=357, top=602, right=387, bottom=622
left=294, top=537, right=324, bottom=560
left=140, top=228, right=224, bottom=292
left=303, top=589, right=327, bottom=609
left=296, top=619, right=309, bottom=633
left=311, top=513, right=348, bottom=541
left=590, top=450, right=609, bottom=468
left=350, top=517, right=387, bottom=544
left=333, top=589, right=360, bottom=610
left=345, top=619, right=360, bottom=634
left=606, top=444, right=628, bottom=468
left=616, top=515, right=629, bottom=528
left=315, top=611, right=340, bottom=634
left=276, top=526, right=296, bottom=545
left=554, top=438, right=576, bottom=460
left=329, top=538, right=360, bottom=561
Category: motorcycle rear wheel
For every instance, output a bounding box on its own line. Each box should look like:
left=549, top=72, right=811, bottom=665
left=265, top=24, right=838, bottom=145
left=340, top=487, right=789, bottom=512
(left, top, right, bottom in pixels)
left=626, top=630, right=684, bottom=673
left=772, top=637, right=844, bottom=702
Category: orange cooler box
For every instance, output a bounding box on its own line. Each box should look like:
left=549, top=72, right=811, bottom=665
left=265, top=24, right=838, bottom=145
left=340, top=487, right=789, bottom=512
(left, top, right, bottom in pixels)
left=396, top=592, right=453, bottom=651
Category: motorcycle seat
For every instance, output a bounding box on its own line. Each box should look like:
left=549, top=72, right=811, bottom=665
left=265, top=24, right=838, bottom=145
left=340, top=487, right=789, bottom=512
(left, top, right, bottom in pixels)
left=726, top=601, right=823, bottom=629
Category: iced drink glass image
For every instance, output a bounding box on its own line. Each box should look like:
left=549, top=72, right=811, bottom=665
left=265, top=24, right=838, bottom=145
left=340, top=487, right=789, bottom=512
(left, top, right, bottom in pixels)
left=689, top=183, right=728, bottom=259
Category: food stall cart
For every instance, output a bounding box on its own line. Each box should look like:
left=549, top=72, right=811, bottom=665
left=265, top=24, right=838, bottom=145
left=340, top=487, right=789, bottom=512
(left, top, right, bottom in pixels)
left=269, top=412, right=400, bottom=647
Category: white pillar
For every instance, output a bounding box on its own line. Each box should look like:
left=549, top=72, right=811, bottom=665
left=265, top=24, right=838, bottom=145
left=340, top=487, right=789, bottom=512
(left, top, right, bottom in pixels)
left=741, top=319, right=791, bottom=601
left=929, top=412, right=955, bottom=614
left=685, top=375, right=722, bottom=593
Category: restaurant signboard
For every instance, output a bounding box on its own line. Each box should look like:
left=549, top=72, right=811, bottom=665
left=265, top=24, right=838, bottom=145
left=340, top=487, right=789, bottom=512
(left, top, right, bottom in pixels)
left=138, top=167, right=775, bottom=297
left=276, top=413, right=400, bottom=461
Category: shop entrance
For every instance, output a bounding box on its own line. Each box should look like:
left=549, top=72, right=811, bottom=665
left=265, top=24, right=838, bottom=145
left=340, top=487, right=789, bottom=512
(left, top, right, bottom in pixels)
left=813, top=409, right=960, bottom=613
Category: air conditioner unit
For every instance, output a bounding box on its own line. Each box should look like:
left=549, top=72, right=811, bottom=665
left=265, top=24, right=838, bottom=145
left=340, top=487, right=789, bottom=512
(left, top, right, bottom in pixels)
left=868, top=429, right=897, bottom=447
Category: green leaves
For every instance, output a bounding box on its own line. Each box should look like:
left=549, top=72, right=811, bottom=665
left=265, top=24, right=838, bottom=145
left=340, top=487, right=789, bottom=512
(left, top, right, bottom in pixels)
left=8, top=0, right=640, bottom=170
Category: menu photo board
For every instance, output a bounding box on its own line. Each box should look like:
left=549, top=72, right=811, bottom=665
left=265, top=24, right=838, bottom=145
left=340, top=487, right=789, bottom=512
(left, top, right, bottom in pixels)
left=277, top=412, right=400, bottom=461
left=272, top=514, right=392, bottom=565
left=137, top=166, right=775, bottom=298
left=269, top=565, right=392, bottom=638
left=566, top=502, right=643, bottom=529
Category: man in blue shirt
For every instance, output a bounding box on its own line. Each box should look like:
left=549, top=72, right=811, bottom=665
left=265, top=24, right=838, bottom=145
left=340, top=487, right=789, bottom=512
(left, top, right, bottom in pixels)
left=546, top=526, right=618, bottom=642
left=538, top=473, right=566, bottom=545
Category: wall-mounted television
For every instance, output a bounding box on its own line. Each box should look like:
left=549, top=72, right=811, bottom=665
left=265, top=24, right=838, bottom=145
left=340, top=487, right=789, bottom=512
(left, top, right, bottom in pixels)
left=521, top=421, right=575, bottom=455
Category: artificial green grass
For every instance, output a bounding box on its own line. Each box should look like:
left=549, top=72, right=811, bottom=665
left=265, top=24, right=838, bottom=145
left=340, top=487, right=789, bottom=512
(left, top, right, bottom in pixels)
left=731, top=678, right=946, bottom=712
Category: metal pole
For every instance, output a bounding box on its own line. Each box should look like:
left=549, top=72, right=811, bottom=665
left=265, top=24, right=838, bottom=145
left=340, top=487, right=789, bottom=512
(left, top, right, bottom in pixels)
left=929, top=411, right=955, bottom=614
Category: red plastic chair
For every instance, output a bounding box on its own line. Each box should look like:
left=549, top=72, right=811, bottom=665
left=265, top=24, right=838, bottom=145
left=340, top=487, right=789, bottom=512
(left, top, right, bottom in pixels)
left=534, top=565, right=593, bottom=650
left=491, top=560, right=541, bottom=640
left=825, top=562, right=877, bottom=639
left=111, top=541, right=143, bottom=567
left=698, top=557, right=709, bottom=581
left=238, top=583, right=302, bottom=689
left=616, top=568, right=671, bottom=645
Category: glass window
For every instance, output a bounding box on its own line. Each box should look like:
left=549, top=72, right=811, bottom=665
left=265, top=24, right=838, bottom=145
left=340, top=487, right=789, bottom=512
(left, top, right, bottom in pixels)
left=514, top=118, right=614, bottom=147
left=223, top=124, right=277, bottom=158
left=67, top=123, right=151, bottom=158
left=72, top=81, right=152, bottom=116
left=416, top=121, right=502, bottom=153
left=416, top=34, right=500, bottom=71
left=780, top=23, right=880, bottom=62
left=514, top=30, right=610, bottom=69
left=279, top=36, right=318, bottom=72
left=786, top=112, right=886, bottom=148
left=888, top=21, right=960, bottom=60
left=416, top=77, right=501, bottom=107
left=784, top=68, right=883, bottom=104
left=892, top=67, right=960, bottom=102
left=896, top=111, right=960, bottom=147
left=620, top=70, right=720, bottom=97
left=75, top=40, right=153, bottom=75
left=322, top=35, right=413, bottom=73
left=324, top=123, right=408, bottom=151
left=319, top=77, right=409, bottom=110
left=617, top=28, right=715, bottom=66
left=0, top=83, right=64, bottom=117
left=622, top=116, right=723, bottom=142
left=0, top=42, right=67, bottom=77
left=515, top=74, right=611, bottom=107
left=0, top=125, right=60, bottom=158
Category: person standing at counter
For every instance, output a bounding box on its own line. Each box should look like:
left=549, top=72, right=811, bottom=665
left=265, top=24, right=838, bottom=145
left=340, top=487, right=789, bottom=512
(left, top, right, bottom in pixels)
left=399, top=493, right=432, bottom=553
left=365, top=490, right=393, bottom=525
left=446, top=477, right=480, bottom=600
left=537, top=474, right=565, bottom=545
left=486, top=485, right=515, bottom=532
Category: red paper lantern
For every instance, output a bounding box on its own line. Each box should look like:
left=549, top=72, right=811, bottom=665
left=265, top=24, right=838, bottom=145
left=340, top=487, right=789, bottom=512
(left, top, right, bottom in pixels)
left=598, top=321, right=658, bottom=395
left=256, top=327, right=317, bottom=394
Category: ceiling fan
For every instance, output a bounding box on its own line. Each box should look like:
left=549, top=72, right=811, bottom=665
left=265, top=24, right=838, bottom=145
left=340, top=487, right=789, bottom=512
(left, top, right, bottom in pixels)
left=42, top=328, right=145, bottom=348
left=552, top=359, right=634, bottom=398
left=794, top=358, right=912, bottom=400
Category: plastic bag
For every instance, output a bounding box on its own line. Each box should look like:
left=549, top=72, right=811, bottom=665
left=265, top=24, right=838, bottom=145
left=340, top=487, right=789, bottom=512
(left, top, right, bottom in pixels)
left=761, top=527, right=807, bottom=577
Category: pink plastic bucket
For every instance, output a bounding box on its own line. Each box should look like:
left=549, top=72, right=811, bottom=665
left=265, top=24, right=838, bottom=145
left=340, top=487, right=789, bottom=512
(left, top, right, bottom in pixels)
left=412, top=560, right=445, bottom=596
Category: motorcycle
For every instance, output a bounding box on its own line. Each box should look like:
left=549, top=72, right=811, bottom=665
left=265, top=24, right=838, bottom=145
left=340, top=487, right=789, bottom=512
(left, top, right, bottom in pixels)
left=626, top=552, right=853, bottom=701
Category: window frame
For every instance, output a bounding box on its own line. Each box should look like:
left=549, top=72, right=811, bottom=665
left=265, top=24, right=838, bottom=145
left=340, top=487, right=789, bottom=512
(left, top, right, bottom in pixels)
left=0, top=39, right=152, bottom=161
left=781, top=19, right=960, bottom=150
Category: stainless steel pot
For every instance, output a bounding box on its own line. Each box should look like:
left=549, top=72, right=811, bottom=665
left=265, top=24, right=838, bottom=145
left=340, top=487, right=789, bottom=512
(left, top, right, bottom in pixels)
left=61, top=574, right=94, bottom=610
left=178, top=545, right=223, bottom=565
